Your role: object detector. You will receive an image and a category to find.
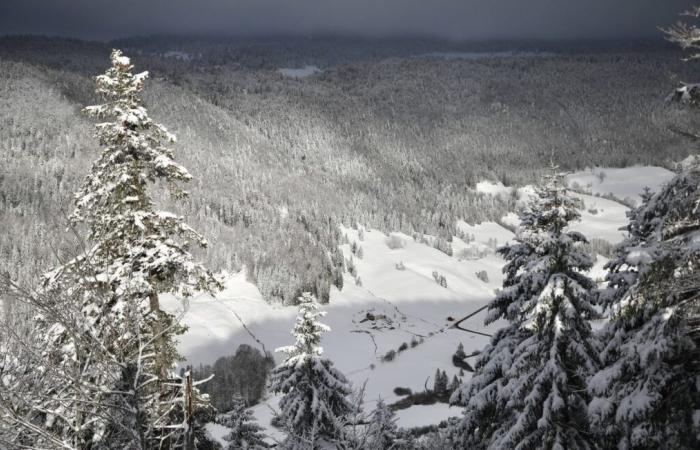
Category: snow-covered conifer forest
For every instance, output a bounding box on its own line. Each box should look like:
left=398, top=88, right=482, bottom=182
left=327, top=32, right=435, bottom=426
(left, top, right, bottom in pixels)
left=0, top=2, right=698, bottom=449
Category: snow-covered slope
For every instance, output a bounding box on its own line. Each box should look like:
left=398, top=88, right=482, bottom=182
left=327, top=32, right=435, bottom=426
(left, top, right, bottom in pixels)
left=503, top=185, right=631, bottom=244
left=163, top=167, right=658, bottom=440
left=163, top=225, right=512, bottom=437
left=567, top=166, right=675, bottom=206
left=569, top=192, right=629, bottom=244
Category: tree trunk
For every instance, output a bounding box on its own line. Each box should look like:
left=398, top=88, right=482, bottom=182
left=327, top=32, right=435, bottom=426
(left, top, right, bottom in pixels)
left=184, top=371, right=195, bottom=450
left=149, top=291, right=167, bottom=381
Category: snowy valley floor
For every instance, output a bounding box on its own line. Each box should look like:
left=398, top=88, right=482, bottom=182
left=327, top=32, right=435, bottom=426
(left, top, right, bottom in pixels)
left=161, top=165, right=675, bottom=445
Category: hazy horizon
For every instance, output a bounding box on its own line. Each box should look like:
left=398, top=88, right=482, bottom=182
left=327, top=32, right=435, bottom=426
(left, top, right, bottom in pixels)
left=0, top=0, right=694, bottom=42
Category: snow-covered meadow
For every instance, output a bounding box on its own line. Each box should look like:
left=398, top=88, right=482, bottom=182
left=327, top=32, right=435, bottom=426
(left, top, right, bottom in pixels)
left=164, top=166, right=665, bottom=439
left=566, top=166, right=675, bottom=206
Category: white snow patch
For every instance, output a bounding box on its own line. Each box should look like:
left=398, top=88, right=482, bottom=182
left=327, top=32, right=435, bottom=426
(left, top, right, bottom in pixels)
left=588, top=255, right=610, bottom=283
left=477, top=179, right=629, bottom=245
left=250, top=397, right=286, bottom=445
left=163, top=225, right=505, bottom=431
left=567, top=166, right=675, bottom=206
left=500, top=212, right=520, bottom=230
left=570, top=192, right=629, bottom=245
left=475, top=180, right=514, bottom=197
left=394, top=403, right=458, bottom=428
left=204, top=422, right=229, bottom=447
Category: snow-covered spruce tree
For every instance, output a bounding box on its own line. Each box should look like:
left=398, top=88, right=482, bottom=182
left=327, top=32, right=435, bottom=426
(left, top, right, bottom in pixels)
left=41, top=49, right=221, bottom=448
left=496, top=168, right=600, bottom=450
left=452, top=166, right=600, bottom=450
left=216, top=395, right=268, bottom=449
left=333, top=382, right=369, bottom=450
left=448, top=325, right=530, bottom=449
left=588, top=154, right=699, bottom=448
left=600, top=187, right=655, bottom=308
left=269, top=292, right=352, bottom=448
left=586, top=13, right=700, bottom=449
left=433, top=369, right=448, bottom=399
left=365, top=399, right=400, bottom=450
left=448, top=173, right=545, bottom=448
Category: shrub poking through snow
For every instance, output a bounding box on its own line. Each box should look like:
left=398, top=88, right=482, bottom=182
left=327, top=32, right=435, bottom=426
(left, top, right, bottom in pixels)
left=432, top=237, right=453, bottom=256
left=475, top=270, right=489, bottom=283
left=432, top=271, right=448, bottom=288
left=346, top=256, right=357, bottom=277
left=393, top=387, right=412, bottom=396
left=382, top=350, right=397, bottom=362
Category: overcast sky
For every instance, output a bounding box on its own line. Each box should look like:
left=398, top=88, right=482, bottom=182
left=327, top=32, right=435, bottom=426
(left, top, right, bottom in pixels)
left=0, top=0, right=695, bottom=41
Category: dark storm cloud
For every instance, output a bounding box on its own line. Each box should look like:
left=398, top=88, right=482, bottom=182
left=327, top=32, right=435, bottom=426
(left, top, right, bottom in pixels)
left=0, top=0, right=695, bottom=41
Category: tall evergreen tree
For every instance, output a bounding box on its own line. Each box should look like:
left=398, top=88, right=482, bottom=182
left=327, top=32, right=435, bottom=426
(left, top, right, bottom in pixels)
left=448, top=375, right=460, bottom=394
left=451, top=166, right=600, bottom=449
left=433, top=369, right=448, bottom=398
left=40, top=49, right=221, bottom=448
left=589, top=159, right=699, bottom=449
left=269, top=292, right=352, bottom=449
left=587, top=11, right=700, bottom=448
left=450, top=166, right=551, bottom=449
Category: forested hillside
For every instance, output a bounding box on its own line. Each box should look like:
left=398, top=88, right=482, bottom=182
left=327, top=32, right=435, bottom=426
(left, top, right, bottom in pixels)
left=0, top=37, right=695, bottom=303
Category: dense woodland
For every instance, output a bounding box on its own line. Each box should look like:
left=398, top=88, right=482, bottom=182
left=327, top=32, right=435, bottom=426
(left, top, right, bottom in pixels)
left=0, top=36, right=697, bottom=303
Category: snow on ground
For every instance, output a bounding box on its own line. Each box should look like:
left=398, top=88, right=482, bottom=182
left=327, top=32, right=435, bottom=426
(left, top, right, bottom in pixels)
left=589, top=255, right=610, bottom=284
left=163, top=227, right=506, bottom=439
left=567, top=166, right=675, bottom=206
left=475, top=180, right=514, bottom=197
left=250, top=398, right=286, bottom=444
left=162, top=167, right=658, bottom=439
left=278, top=65, right=322, bottom=78
left=394, top=403, right=460, bottom=428
left=204, top=422, right=230, bottom=448
left=501, top=188, right=629, bottom=244
left=570, top=192, right=629, bottom=245
left=456, top=220, right=513, bottom=246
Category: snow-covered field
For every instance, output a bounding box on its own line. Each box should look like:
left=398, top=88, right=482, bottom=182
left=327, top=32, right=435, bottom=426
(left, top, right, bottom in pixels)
left=162, top=166, right=670, bottom=442
left=570, top=192, right=629, bottom=244
left=567, top=166, right=675, bottom=206
left=475, top=180, right=514, bottom=197
left=164, top=225, right=508, bottom=436
left=501, top=184, right=631, bottom=244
